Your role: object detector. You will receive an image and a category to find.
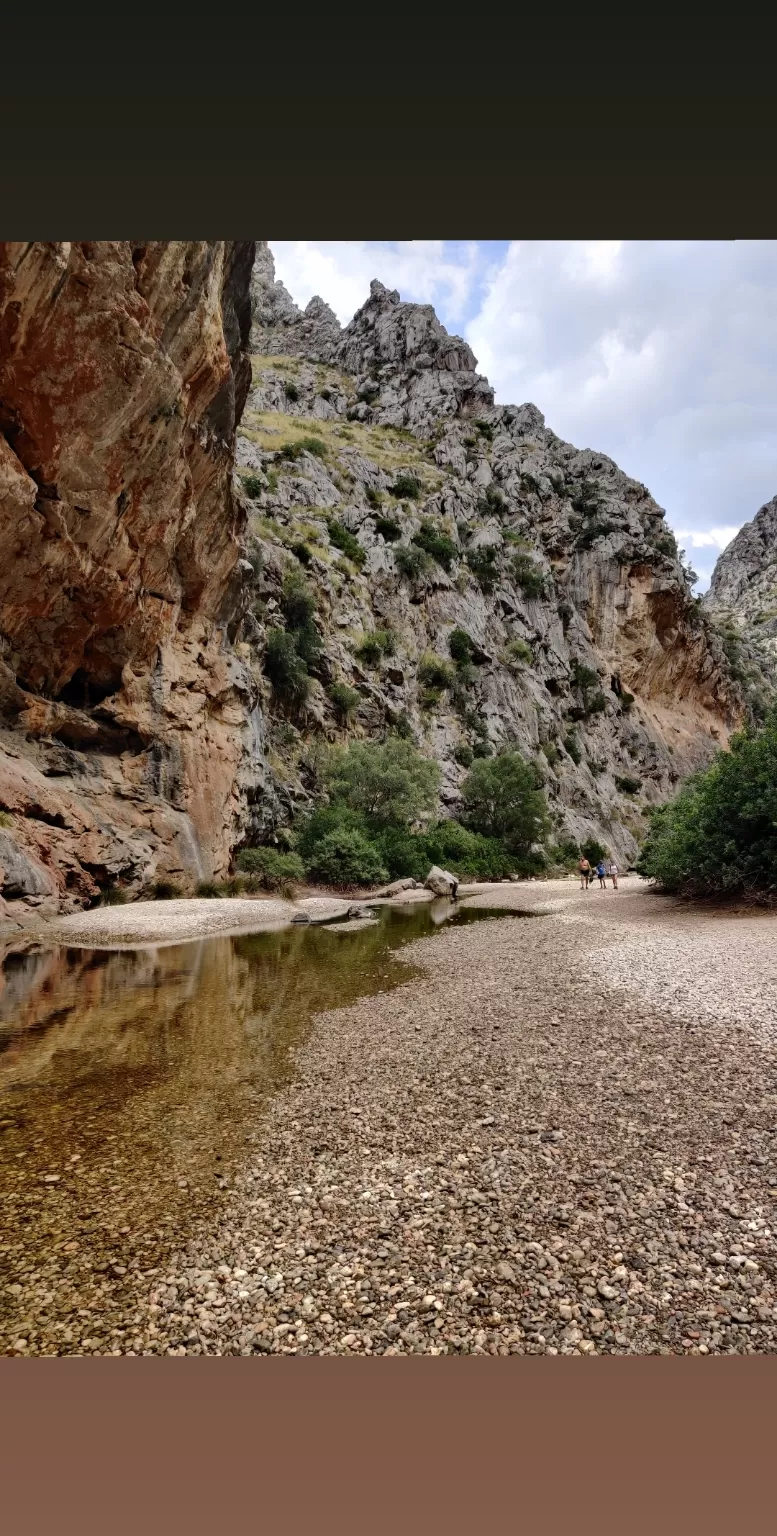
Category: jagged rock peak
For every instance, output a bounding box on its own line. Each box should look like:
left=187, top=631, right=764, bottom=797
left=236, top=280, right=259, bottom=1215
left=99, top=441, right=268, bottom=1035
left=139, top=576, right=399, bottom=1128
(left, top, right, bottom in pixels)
left=249, top=241, right=341, bottom=361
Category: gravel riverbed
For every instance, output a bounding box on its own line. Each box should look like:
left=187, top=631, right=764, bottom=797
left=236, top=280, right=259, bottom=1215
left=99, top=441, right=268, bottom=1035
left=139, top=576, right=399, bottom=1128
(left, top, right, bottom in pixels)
left=5, top=880, right=777, bottom=1356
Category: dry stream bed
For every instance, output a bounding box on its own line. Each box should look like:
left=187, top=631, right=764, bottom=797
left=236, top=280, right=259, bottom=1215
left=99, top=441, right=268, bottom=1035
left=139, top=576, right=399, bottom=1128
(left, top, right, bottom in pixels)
left=1, top=880, right=775, bottom=1356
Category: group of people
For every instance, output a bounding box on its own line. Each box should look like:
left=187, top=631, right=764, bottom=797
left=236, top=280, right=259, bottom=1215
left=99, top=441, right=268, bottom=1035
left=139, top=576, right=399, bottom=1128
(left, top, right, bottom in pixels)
left=578, top=855, right=619, bottom=890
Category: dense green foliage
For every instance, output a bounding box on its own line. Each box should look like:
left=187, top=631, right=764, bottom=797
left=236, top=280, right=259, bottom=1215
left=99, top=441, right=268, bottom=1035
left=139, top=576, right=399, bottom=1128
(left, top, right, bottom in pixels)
left=328, top=681, right=360, bottom=721
left=411, top=520, right=458, bottom=572
left=511, top=553, right=547, bottom=598
left=395, top=544, right=432, bottom=580
left=460, top=751, right=550, bottom=855
left=323, top=738, right=441, bottom=825
left=264, top=629, right=310, bottom=708
left=373, top=515, right=402, bottom=542
left=465, top=545, right=498, bottom=593
left=304, top=825, right=388, bottom=887
left=355, top=629, right=395, bottom=666
left=242, top=473, right=264, bottom=499
left=448, top=627, right=475, bottom=665
left=236, top=847, right=306, bottom=890
left=327, top=519, right=366, bottom=567
left=637, top=712, right=777, bottom=900
left=391, top=472, right=421, bottom=499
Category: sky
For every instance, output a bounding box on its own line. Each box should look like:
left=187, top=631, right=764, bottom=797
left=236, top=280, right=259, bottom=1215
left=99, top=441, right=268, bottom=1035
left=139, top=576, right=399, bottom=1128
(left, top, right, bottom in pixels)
left=269, top=241, right=777, bottom=590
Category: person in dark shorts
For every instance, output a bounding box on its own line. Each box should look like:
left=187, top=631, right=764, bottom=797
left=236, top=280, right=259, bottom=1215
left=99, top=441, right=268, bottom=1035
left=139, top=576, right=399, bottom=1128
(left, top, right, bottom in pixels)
left=578, top=857, right=591, bottom=889
left=596, top=860, right=607, bottom=889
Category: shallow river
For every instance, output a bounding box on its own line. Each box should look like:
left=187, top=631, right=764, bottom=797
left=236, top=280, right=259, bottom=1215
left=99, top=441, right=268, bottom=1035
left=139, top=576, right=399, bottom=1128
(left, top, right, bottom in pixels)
left=0, top=901, right=523, bottom=1338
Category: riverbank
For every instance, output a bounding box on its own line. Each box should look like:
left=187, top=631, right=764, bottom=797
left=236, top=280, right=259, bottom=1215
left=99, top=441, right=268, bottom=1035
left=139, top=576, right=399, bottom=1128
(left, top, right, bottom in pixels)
left=6, top=877, right=774, bottom=1356
left=12, top=880, right=530, bottom=951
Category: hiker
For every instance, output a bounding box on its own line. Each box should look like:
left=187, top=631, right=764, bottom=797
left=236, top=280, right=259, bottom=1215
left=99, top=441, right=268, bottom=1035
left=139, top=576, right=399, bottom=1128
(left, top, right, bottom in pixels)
left=578, top=856, right=591, bottom=890
left=609, top=859, right=619, bottom=890
left=596, top=860, right=607, bottom=889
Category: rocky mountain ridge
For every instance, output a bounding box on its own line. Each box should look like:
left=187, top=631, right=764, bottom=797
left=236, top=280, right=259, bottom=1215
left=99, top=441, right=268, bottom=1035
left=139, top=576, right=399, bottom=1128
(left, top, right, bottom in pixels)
left=235, top=244, right=743, bottom=866
left=704, top=495, right=777, bottom=709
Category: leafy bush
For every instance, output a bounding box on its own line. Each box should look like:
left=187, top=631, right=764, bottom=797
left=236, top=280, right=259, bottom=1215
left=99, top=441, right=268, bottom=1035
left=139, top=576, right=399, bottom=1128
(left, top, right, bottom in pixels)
left=371, top=824, right=430, bottom=883
left=620, top=691, right=635, bottom=712
left=541, top=741, right=560, bottom=765
left=291, top=540, right=312, bottom=565
left=581, top=838, right=608, bottom=866
left=323, top=738, right=440, bottom=826
left=472, top=741, right=493, bottom=758
left=99, top=885, right=128, bottom=906
left=412, top=520, right=458, bottom=572
left=615, top=773, right=641, bottom=795
left=477, top=484, right=506, bottom=516
left=549, top=836, right=581, bottom=870
left=280, top=436, right=327, bottom=461
left=355, top=629, right=395, bottom=666
left=264, top=629, right=310, bottom=708
left=284, top=381, right=300, bottom=402
left=474, top=419, right=495, bottom=441
left=586, top=690, right=607, bottom=715
left=460, top=751, right=549, bottom=855
left=503, top=637, right=532, bottom=667
left=418, top=653, right=455, bottom=690
left=636, top=712, right=777, bottom=900
left=570, top=660, right=599, bottom=693
left=449, top=627, right=474, bottom=665
left=395, top=544, right=432, bottom=580
left=391, top=472, right=421, bottom=499
left=242, top=473, right=264, bottom=499
left=466, top=546, right=498, bottom=593
left=152, top=880, right=182, bottom=900
left=563, top=733, right=581, bottom=764
left=374, top=515, right=402, bottom=542
left=196, top=880, right=227, bottom=898
left=365, top=486, right=381, bottom=507
left=235, top=847, right=305, bottom=890
left=329, top=682, right=360, bottom=722
left=557, top=600, right=573, bottom=631
left=454, top=743, right=474, bottom=767
left=327, top=519, right=366, bottom=568
left=304, top=826, right=387, bottom=888
left=423, top=820, right=514, bottom=879
left=511, top=554, right=547, bottom=598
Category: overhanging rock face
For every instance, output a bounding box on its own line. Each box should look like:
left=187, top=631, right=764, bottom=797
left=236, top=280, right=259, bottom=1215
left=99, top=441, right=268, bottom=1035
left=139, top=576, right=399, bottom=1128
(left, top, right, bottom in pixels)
left=0, top=240, right=279, bottom=921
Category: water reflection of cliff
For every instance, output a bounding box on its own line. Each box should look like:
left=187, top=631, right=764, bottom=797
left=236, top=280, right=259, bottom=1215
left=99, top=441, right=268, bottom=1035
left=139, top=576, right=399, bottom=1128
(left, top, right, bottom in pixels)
left=0, top=914, right=424, bottom=1327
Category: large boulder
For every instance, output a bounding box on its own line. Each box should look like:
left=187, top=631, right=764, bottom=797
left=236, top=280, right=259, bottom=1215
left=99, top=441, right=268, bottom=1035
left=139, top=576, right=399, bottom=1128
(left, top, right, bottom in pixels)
left=424, top=865, right=459, bottom=899
left=373, top=877, right=418, bottom=898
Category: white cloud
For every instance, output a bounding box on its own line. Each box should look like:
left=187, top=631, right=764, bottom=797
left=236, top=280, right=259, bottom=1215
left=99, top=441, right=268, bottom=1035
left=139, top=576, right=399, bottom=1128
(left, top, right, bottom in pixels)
left=676, top=527, right=741, bottom=551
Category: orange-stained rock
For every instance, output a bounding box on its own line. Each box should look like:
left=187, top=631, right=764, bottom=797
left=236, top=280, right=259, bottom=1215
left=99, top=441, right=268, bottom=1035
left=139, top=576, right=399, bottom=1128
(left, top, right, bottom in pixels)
left=0, top=241, right=274, bottom=916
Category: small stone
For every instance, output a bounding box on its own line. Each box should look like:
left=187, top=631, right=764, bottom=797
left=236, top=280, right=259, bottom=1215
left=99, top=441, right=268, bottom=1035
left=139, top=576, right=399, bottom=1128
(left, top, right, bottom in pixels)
left=597, top=1280, right=617, bottom=1301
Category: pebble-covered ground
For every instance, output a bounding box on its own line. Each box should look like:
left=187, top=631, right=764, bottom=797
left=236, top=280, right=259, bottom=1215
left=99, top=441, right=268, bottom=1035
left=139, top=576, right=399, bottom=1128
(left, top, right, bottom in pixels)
left=5, top=880, right=777, bottom=1355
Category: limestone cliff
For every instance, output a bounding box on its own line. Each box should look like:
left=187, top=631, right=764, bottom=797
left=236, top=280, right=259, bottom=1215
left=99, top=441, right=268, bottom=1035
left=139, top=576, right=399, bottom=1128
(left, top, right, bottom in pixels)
left=704, top=495, right=777, bottom=710
left=0, top=240, right=273, bottom=925
left=235, top=246, right=743, bottom=865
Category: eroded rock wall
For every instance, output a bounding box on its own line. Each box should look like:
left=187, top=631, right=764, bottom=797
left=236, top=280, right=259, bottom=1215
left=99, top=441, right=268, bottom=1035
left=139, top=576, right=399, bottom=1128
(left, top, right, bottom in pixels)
left=0, top=240, right=275, bottom=924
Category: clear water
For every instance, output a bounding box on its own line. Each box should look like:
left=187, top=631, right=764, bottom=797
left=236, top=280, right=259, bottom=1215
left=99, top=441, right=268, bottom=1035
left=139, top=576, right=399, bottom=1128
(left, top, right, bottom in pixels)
left=0, top=901, right=525, bottom=1312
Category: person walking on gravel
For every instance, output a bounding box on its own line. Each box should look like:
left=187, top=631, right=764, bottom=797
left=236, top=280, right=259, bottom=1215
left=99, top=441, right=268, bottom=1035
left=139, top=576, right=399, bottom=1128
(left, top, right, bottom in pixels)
left=609, top=859, right=619, bottom=890
left=596, top=860, right=607, bottom=889
left=578, top=856, right=591, bottom=890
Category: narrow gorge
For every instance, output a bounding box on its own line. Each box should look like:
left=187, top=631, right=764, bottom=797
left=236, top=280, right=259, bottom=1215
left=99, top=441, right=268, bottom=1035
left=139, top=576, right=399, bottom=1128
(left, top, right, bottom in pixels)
left=0, top=240, right=767, bottom=925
